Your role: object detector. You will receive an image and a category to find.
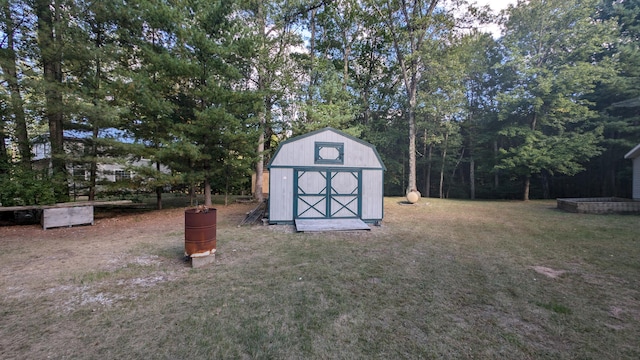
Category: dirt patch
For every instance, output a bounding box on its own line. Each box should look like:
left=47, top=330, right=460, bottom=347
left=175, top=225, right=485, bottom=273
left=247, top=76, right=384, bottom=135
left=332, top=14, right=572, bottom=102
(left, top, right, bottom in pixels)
left=0, top=203, right=254, bottom=305
left=531, top=266, right=567, bottom=279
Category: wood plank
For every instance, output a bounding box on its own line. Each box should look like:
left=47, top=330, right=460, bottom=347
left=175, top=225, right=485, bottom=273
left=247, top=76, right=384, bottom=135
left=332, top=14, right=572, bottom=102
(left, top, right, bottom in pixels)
left=295, top=218, right=370, bottom=232
left=46, top=200, right=133, bottom=208
left=0, top=200, right=133, bottom=213
left=42, top=206, right=94, bottom=230
left=0, top=205, right=42, bottom=212
left=240, top=200, right=267, bottom=226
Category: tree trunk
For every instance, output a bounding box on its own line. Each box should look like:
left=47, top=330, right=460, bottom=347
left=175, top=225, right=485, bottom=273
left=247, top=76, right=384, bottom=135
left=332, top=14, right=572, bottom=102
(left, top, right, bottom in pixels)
left=422, top=128, right=428, bottom=196
left=542, top=172, right=549, bottom=199
left=523, top=175, right=531, bottom=201
left=343, top=33, right=350, bottom=91
left=407, top=94, right=417, bottom=194
left=225, top=176, right=229, bottom=206
left=526, top=114, right=536, bottom=201
left=88, top=24, right=103, bottom=202
left=1, top=2, right=30, bottom=169
left=449, top=147, right=465, bottom=197
left=470, top=158, right=475, bottom=200
left=254, top=2, right=265, bottom=203
left=204, top=178, right=212, bottom=207
left=439, top=131, right=449, bottom=199
left=306, top=7, right=316, bottom=123
left=189, top=183, right=196, bottom=206
left=382, top=0, right=438, bottom=195
left=36, top=0, right=68, bottom=202
left=0, top=129, right=7, bottom=168
left=425, top=144, right=433, bottom=198
left=362, top=36, right=377, bottom=125
left=494, top=140, right=499, bottom=190
left=255, top=128, right=265, bottom=202
left=468, top=129, right=475, bottom=199
left=609, top=161, right=617, bottom=197
left=255, top=108, right=265, bottom=203
left=89, top=125, right=99, bottom=201
left=156, top=162, right=163, bottom=210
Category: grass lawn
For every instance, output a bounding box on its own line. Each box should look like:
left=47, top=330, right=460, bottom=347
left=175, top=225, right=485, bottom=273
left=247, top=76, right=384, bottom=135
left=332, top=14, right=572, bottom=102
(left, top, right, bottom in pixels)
left=1, top=197, right=638, bottom=359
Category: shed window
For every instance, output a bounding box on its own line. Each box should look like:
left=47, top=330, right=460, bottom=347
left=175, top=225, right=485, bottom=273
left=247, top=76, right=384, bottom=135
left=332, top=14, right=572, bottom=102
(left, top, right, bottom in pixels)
left=315, top=142, right=344, bottom=164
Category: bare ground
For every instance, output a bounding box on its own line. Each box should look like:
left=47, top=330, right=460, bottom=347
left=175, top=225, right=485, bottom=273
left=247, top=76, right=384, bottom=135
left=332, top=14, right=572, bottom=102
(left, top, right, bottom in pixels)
left=0, top=204, right=253, bottom=311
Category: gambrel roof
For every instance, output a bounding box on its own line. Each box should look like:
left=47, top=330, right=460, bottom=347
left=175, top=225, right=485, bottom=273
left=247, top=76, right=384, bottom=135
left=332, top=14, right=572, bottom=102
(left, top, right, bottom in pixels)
left=268, top=127, right=386, bottom=170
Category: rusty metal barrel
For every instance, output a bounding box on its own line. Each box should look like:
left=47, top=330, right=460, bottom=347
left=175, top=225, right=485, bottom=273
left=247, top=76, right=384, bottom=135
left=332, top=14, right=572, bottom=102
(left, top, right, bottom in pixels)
left=184, top=208, right=217, bottom=257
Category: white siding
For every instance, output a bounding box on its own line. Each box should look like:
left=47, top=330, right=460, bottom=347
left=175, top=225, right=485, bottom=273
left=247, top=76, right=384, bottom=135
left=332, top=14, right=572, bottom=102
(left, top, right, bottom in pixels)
left=361, top=169, right=383, bottom=220
left=268, top=128, right=385, bottom=223
left=270, top=130, right=383, bottom=169
left=269, top=168, right=294, bottom=222
left=634, top=157, right=640, bottom=200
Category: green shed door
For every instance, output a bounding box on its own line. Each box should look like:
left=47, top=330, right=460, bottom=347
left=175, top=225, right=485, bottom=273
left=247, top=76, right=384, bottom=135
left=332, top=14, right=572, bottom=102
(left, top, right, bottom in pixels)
left=294, top=169, right=361, bottom=219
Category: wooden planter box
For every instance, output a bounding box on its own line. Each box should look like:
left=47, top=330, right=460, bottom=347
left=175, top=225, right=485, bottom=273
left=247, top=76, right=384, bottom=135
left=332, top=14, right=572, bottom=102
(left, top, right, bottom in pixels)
left=42, top=205, right=94, bottom=229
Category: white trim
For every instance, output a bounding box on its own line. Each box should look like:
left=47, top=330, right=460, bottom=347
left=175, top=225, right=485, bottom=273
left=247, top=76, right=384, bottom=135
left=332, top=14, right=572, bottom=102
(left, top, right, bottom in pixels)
left=624, top=143, right=640, bottom=159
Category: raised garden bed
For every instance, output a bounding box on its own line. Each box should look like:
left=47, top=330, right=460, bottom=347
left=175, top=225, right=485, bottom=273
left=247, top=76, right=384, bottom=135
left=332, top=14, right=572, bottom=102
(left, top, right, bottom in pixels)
left=557, top=197, right=640, bottom=214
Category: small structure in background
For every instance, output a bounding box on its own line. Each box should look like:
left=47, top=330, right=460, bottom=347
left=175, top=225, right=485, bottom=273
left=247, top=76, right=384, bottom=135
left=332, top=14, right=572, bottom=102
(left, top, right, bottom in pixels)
left=624, top=143, right=640, bottom=200
left=557, top=197, right=640, bottom=214
left=32, top=135, right=170, bottom=198
left=557, top=144, right=640, bottom=214
left=267, top=127, right=385, bottom=231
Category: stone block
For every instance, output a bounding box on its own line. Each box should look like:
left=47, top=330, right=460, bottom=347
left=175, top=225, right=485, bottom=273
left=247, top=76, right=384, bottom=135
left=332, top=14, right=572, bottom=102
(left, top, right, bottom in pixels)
left=191, top=254, right=215, bottom=268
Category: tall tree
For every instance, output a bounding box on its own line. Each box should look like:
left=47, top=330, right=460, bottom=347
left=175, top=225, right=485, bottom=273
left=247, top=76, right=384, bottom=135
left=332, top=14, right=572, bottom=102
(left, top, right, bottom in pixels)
left=1, top=0, right=30, bottom=168
left=580, top=0, right=640, bottom=198
left=246, top=0, right=304, bottom=202
left=414, top=27, right=468, bottom=198
left=369, top=0, right=440, bottom=195
left=458, top=32, right=502, bottom=199
left=65, top=0, right=128, bottom=200
left=496, top=0, right=616, bottom=200
left=174, top=0, right=258, bottom=207
left=367, top=0, right=474, bottom=196
left=34, top=0, right=69, bottom=201
left=122, top=0, right=182, bottom=209
left=0, top=85, right=9, bottom=168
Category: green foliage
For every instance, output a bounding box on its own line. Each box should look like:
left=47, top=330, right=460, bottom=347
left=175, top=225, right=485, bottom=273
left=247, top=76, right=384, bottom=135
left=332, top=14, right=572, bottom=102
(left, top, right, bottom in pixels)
left=0, top=0, right=638, bottom=203
left=495, top=0, right=616, bottom=198
left=0, top=164, right=55, bottom=206
left=299, top=60, right=358, bottom=134
left=573, top=0, right=640, bottom=197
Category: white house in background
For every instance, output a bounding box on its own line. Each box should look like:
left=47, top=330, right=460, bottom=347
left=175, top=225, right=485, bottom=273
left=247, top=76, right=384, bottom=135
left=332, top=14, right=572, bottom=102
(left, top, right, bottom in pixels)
left=267, top=127, right=386, bottom=225
left=624, top=144, right=640, bottom=200
left=32, top=136, right=169, bottom=195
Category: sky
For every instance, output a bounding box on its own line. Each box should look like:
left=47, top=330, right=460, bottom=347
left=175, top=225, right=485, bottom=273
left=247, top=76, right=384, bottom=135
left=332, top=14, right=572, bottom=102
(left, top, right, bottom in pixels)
left=474, top=0, right=517, bottom=12
left=473, top=0, right=518, bottom=37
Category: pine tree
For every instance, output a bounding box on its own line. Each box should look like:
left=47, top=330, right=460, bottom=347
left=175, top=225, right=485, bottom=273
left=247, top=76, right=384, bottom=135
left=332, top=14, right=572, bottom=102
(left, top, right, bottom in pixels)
left=171, top=0, right=259, bottom=207
left=0, top=0, right=30, bottom=169
left=34, top=0, right=70, bottom=202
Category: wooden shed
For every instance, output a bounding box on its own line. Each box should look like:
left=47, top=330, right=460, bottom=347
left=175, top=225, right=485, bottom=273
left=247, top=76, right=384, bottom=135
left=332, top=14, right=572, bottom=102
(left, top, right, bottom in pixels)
left=267, top=127, right=385, bottom=227
left=625, top=144, right=640, bottom=200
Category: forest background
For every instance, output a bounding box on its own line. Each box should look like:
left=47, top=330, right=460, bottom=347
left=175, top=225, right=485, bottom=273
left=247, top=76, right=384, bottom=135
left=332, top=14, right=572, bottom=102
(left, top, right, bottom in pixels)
left=1, top=0, right=639, bottom=208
